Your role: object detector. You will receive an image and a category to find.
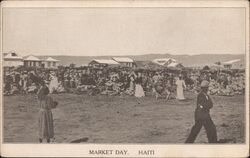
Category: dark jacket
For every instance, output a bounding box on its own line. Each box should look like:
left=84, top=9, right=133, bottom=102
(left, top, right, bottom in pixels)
left=195, top=92, right=213, bottom=120
left=197, top=92, right=213, bottom=111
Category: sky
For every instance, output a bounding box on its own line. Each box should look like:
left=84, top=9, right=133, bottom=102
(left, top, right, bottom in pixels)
left=2, top=7, right=246, bottom=56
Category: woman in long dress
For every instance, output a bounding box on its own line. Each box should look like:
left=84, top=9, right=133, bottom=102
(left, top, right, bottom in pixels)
left=175, top=75, right=186, bottom=100
left=134, top=72, right=145, bottom=97
left=49, top=72, right=59, bottom=93
left=37, top=82, right=57, bottom=143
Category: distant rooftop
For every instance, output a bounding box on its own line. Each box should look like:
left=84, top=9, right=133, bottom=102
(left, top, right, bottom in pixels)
left=92, top=59, right=119, bottom=65
left=152, top=58, right=177, bottom=66
left=112, top=57, right=134, bottom=63
left=46, top=57, right=59, bottom=62
left=24, top=55, right=41, bottom=61
left=4, top=52, right=23, bottom=60
left=167, top=62, right=182, bottom=68
left=223, top=59, right=241, bottom=64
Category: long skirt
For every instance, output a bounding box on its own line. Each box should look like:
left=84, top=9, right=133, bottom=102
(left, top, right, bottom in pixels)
left=135, top=84, right=145, bottom=97
left=39, top=109, right=54, bottom=139
left=64, top=80, right=70, bottom=89
left=176, top=87, right=185, bottom=100
left=49, top=78, right=59, bottom=93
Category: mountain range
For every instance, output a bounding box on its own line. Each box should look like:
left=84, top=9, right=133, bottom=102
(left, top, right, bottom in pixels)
left=38, top=53, right=245, bottom=67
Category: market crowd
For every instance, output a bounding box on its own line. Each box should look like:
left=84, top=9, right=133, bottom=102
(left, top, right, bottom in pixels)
left=3, top=66, right=245, bottom=98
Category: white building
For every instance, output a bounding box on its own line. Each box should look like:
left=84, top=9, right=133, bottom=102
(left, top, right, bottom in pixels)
left=3, top=52, right=24, bottom=67
left=112, top=57, right=135, bottom=67
left=89, top=59, right=120, bottom=68
left=24, top=55, right=60, bottom=68
left=42, top=57, right=59, bottom=69
left=223, top=59, right=244, bottom=69
left=152, top=58, right=177, bottom=66
left=167, top=62, right=184, bottom=69
left=24, top=55, right=42, bottom=67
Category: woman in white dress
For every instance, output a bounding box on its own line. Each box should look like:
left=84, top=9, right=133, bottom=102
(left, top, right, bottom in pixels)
left=49, top=72, right=59, bottom=93
left=134, top=72, right=145, bottom=98
left=175, top=75, right=186, bottom=100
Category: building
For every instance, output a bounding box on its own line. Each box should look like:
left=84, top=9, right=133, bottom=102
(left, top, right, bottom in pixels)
left=24, top=55, right=60, bottom=68
left=209, top=63, right=224, bottom=70
left=112, top=57, right=135, bottom=68
left=134, top=60, right=163, bottom=70
left=24, top=55, right=42, bottom=67
left=222, top=59, right=244, bottom=69
left=42, top=57, right=59, bottom=69
left=152, top=58, right=177, bottom=66
left=88, top=59, right=120, bottom=68
left=167, top=62, right=184, bottom=69
left=3, top=52, right=23, bottom=67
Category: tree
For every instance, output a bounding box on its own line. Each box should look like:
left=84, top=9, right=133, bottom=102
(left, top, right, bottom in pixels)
left=214, top=61, right=221, bottom=66
left=69, top=63, right=75, bottom=68
left=203, top=65, right=210, bottom=70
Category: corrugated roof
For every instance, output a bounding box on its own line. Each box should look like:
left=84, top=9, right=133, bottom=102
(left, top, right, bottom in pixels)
left=46, top=57, right=59, bottom=62
left=167, top=62, right=180, bottom=67
left=93, top=59, right=119, bottom=65
left=152, top=58, right=177, bottom=66
left=112, top=57, right=134, bottom=63
left=223, top=59, right=241, bottom=64
left=24, top=55, right=41, bottom=61
left=135, top=60, right=163, bottom=69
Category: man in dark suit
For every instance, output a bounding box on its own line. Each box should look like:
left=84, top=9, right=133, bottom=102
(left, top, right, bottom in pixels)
left=185, top=80, right=217, bottom=143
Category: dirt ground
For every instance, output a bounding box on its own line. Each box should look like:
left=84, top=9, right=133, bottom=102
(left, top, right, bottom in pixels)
left=3, top=92, right=245, bottom=143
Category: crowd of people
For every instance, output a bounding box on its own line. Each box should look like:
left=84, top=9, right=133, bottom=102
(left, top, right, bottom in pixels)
left=3, top=66, right=245, bottom=99
left=3, top=66, right=246, bottom=144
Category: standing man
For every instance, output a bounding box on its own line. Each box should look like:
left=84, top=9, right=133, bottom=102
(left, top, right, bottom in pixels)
left=185, top=80, right=217, bottom=143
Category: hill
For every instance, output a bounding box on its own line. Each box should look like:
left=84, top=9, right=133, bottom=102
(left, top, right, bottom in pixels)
left=38, top=53, right=245, bottom=67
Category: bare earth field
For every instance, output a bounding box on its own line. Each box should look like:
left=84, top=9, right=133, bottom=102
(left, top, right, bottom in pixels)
left=3, top=92, right=245, bottom=143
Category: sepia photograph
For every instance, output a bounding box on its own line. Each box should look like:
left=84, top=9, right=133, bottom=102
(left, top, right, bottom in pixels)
left=0, top=0, right=249, bottom=157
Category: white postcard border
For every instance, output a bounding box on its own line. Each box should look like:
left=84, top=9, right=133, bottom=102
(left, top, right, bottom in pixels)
left=0, top=0, right=249, bottom=157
